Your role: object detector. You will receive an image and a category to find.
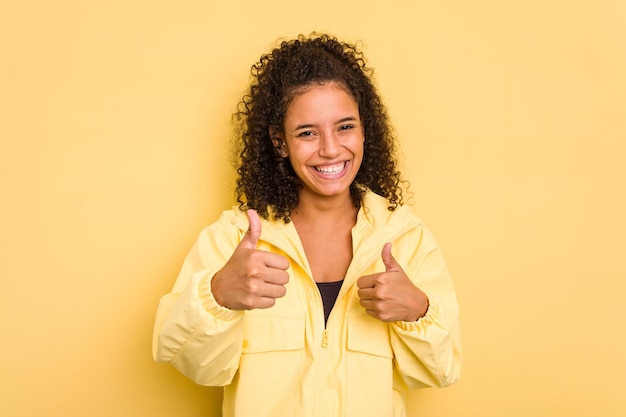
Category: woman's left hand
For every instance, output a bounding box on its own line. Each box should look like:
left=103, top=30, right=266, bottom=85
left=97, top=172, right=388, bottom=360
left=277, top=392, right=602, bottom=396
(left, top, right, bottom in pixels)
left=357, top=243, right=429, bottom=322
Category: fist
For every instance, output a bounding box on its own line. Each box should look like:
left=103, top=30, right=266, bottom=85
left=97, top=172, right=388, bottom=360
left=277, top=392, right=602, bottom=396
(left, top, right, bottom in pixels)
left=357, top=243, right=429, bottom=322
left=211, top=210, right=289, bottom=310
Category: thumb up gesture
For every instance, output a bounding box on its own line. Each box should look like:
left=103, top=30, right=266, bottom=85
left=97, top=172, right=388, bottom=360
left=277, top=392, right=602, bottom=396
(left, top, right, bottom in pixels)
left=211, top=210, right=289, bottom=310
left=357, top=243, right=429, bottom=322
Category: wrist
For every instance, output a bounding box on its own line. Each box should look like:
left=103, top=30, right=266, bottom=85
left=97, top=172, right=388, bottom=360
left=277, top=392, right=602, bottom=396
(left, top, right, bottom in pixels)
left=410, top=293, right=430, bottom=322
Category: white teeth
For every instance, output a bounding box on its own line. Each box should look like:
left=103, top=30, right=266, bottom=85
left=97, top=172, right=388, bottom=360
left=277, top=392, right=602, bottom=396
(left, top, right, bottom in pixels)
left=316, top=162, right=345, bottom=175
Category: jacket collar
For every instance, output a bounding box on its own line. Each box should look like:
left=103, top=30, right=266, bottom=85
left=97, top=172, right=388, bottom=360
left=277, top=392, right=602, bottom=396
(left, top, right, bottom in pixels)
left=229, top=192, right=419, bottom=283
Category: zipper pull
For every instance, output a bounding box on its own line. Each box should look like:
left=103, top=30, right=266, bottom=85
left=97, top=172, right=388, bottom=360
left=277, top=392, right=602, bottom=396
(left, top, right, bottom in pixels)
left=321, top=329, right=328, bottom=348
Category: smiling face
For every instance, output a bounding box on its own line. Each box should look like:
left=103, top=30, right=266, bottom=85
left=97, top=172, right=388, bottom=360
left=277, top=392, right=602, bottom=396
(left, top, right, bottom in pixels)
left=275, top=82, right=364, bottom=205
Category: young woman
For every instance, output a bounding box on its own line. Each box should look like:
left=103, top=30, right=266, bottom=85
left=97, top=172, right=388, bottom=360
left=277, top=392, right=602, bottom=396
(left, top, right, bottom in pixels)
left=153, top=33, right=461, bottom=417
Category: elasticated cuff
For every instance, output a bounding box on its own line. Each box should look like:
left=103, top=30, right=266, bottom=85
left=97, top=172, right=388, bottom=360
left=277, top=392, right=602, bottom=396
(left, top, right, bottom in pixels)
left=393, top=296, right=442, bottom=334
left=197, top=271, right=243, bottom=322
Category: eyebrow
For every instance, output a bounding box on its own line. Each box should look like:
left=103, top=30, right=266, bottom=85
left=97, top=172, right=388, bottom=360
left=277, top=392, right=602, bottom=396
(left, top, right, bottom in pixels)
left=293, top=116, right=359, bottom=131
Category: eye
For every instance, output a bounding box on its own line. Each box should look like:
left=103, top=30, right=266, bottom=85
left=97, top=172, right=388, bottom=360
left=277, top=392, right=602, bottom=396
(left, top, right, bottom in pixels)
left=297, top=130, right=315, bottom=138
left=339, top=124, right=355, bottom=131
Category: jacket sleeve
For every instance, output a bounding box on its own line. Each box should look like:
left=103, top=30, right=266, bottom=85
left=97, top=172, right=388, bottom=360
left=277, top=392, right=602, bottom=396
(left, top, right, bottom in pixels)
left=389, top=225, right=462, bottom=391
left=152, top=213, right=245, bottom=386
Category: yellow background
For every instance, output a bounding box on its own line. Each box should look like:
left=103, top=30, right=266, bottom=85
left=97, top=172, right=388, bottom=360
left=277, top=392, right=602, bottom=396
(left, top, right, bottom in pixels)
left=1, top=1, right=625, bottom=416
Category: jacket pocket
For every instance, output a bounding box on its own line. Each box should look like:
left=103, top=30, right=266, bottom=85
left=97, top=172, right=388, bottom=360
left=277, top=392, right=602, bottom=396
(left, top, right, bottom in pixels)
left=347, top=315, right=393, bottom=358
left=345, top=308, right=394, bottom=417
left=242, top=313, right=305, bottom=353
left=231, top=313, right=306, bottom=417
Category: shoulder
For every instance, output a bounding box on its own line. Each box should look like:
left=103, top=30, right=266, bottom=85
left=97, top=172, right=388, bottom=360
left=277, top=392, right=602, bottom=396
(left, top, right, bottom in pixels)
left=198, top=206, right=285, bottom=241
left=194, top=207, right=247, bottom=243
left=361, top=191, right=424, bottom=230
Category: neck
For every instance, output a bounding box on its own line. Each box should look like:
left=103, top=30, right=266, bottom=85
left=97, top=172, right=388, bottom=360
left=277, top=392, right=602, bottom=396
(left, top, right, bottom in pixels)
left=291, top=191, right=358, bottom=224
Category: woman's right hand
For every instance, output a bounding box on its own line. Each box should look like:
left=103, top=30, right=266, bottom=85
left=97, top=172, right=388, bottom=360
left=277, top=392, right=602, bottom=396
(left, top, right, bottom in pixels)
left=210, top=210, right=289, bottom=310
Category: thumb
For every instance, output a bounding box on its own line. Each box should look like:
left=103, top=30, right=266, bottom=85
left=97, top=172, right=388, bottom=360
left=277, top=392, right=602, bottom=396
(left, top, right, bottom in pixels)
left=240, top=209, right=261, bottom=249
left=381, top=242, right=400, bottom=272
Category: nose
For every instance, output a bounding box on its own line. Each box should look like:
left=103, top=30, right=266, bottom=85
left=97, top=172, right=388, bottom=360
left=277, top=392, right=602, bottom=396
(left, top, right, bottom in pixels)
left=318, top=132, right=340, bottom=158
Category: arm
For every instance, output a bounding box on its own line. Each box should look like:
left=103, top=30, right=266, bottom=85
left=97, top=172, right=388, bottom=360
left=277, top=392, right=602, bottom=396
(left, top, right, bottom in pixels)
left=152, top=209, right=290, bottom=386
left=152, top=214, right=245, bottom=386
left=389, top=226, right=462, bottom=390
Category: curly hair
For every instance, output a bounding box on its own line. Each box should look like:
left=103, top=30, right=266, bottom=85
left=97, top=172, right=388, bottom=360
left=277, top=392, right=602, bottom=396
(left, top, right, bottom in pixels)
left=232, top=33, right=405, bottom=222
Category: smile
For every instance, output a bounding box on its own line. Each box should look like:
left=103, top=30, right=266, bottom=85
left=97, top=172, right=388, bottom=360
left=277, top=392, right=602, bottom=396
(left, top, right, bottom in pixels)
left=314, top=162, right=347, bottom=176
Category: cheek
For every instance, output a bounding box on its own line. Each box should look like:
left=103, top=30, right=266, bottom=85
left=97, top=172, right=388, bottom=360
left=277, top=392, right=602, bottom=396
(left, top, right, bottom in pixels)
left=355, top=141, right=366, bottom=167
left=353, top=137, right=365, bottom=155
left=287, top=142, right=317, bottom=159
left=285, top=148, right=309, bottom=171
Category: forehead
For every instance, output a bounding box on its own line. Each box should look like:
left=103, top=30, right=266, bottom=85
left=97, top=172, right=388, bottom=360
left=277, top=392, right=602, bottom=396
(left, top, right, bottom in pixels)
left=285, top=82, right=359, bottom=120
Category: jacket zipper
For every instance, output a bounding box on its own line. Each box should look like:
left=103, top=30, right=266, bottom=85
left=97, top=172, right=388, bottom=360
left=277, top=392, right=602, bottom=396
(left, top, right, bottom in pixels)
left=317, top=328, right=328, bottom=417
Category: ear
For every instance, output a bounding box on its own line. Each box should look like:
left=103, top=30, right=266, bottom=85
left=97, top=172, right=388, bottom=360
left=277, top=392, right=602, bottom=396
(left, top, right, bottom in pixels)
left=269, top=126, right=288, bottom=158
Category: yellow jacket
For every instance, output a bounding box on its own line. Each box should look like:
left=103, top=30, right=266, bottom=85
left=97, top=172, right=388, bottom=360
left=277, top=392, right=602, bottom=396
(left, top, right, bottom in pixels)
left=153, top=192, right=461, bottom=417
